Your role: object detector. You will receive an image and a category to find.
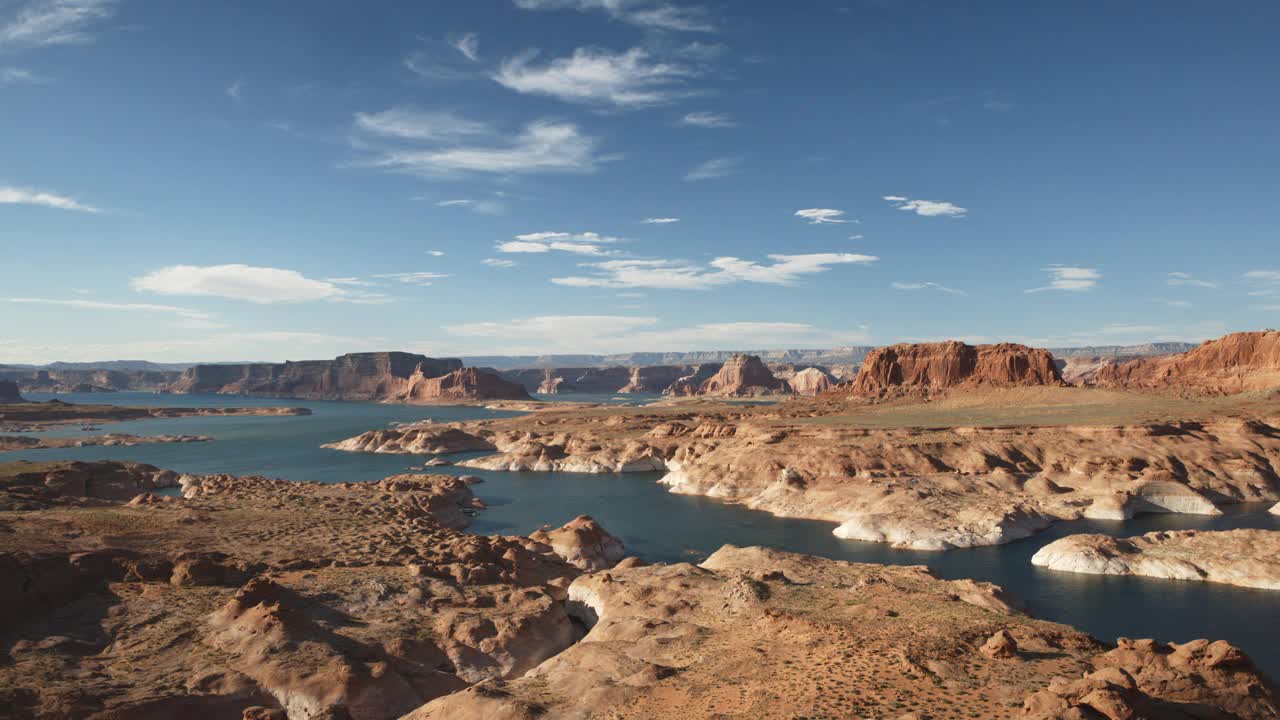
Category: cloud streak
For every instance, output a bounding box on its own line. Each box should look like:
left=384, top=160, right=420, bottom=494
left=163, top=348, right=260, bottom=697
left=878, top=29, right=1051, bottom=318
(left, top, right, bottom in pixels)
left=358, top=118, right=609, bottom=176
left=552, top=252, right=877, bottom=290
left=0, top=0, right=115, bottom=50
left=891, top=281, right=964, bottom=295
left=511, top=0, right=714, bottom=33
left=794, top=208, right=851, bottom=225
left=684, top=156, right=739, bottom=181
left=494, top=47, right=694, bottom=108
left=1026, top=265, right=1100, bottom=293
left=131, top=264, right=392, bottom=304
left=0, top=185, right=98, bottom=212
left=883, top=195, right=967, bottom=217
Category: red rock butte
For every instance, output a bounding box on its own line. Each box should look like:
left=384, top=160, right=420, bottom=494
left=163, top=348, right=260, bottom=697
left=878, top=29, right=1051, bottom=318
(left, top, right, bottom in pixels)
left=1091, top=330, right=1280, bottom=394
left=844, top=341, right=1064, bottom=396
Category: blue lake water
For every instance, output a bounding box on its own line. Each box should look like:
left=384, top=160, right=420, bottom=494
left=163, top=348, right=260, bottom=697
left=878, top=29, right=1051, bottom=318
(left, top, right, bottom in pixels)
left=6, top=391, right=1279, bottom=677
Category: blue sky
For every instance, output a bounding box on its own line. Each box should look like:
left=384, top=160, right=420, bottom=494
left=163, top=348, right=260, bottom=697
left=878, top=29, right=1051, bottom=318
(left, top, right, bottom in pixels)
left=2, top=0, right=1278, bottom=363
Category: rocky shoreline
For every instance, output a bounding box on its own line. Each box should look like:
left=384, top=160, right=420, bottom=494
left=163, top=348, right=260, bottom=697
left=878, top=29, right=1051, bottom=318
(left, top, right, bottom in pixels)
left=2, top=460, right=1276, bottom=719
left=1031, top=529, right=1280, bottom=590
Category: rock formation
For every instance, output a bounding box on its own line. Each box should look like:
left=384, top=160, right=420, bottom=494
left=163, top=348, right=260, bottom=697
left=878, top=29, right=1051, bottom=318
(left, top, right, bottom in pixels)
left=786, top=366, right=836, bottom=395
left=1031, top=529, right=1280, bottom=590
left=694, top=354, right=791, bottom=397
left=846, top=341, right=1064, bottom=396
left=0, top=380, right=24, bottom=403
left=529, top=515, right=626, bottom=571
left=617, top=364, right=692, bottom=393
left=407, top=546, right=1278, bottom=719
left=664, top=363, right=724, bottom=396
left=172, top=352, right=529, bottom=402
left=1091, top=330, right=1280, bottom=394
left=323, top=424, right=495, bottom=454
left=0, top=460, right=179, bottom=509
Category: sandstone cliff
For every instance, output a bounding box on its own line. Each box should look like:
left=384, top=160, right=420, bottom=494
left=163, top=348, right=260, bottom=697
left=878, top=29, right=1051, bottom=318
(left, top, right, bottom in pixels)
left=1091, top=330, right=1280, bottom=394
left=846, top=341, right=1064, bottom=396
left=786, top=366, right=836, bottom=396
left=617, top=365, right=692, bottom=393
left=664, top=363, right=723, bottom=396
left=172, top=352, right=528, bottom=402
left=1031, top=529, right=1280, bottom=590
left=695, top=354, right=791, bottom=397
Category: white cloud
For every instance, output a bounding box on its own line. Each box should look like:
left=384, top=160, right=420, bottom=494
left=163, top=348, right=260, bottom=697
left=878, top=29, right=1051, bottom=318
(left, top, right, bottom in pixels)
left=684, top=156, right=739, bottom=181
left=434, top=197, right=504, bottom=215
left=794, top=208, right=851, bottom=225
left=1149, top=297, right=1192, bottom=308
left=226, top=78, right=244, bottom=101
left=0, top=185, right=98, bottom=212
left=497, top=231, right=621, bottom=256
left=3, top=297, right=225, bottom=329
left=372, top=272, right=449, bottom=287
left=883, top=195, right=967, bottom=217
left=1, top=331, right=383, bottom=365
left=362, top=119, right=608, bottom=176
left=131, top=264, right=392, bottom=304
left=1, top=66, right=44, bottom=84
left=354, top=107, right=490, bottom=142
left=426, top=250, right=445, bottom=257
left=511, top=0, right=714, bottom=33
left=494, top=47, right=694, bottom=108
left=1244, top=270, right=1280, bottom=297
left=482, top=258, right=517, bottom=268
left=891, top=281, right=964, bottom=295
left=1166, top=271, right=1217, bottom=288
left=440, top=315, right=866, bottom=355
left=642, top=217, right=679, bottom=224
left=552, top=252, right=877, bottom=290
left=450, top=32, right=479, bottom=62
left=1026, top=265, right=1100, bottom=293
left=679, top=111, right=735, bottom=128
left=0, top=0, right=115, bottom=50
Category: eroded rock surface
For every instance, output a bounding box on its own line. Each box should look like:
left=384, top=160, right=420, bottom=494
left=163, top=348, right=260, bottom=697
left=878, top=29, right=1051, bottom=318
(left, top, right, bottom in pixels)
left=1032, top=529, right=1280, bottom=590
left=529, top=515, right=626, bottom=571
left=1092, top=330, right=1280, bottom=395
left=408, top=546, right=1278, bottom=719
left=695, top=354, right=792, bottom=397
left=847, top=341, right=1064, bottom=397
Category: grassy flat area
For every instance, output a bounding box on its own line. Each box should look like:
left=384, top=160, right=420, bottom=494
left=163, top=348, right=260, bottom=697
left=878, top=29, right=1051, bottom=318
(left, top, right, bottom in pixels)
left=796, top=387, right=1280, bottom=429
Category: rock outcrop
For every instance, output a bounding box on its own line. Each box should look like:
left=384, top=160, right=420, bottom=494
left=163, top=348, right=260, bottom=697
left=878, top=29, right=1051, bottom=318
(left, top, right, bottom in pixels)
left=846, top=341, right=1064, bottom=396
left=617, top=365, right=692, bottom=394
left=1091, top=330, right=1280, bottom=394
left=0, top=379, right=24, bottom=403
left=664, top=363, right=723, bottom=396
left=408, top=545, right=1278, bottom=720
left=172, top=352, right=529, bottom=402
left=694, top=354, right=791, bottom=397
left=0, top=460, right=179, bottom=509
left=529, top=515, right=626, bottom=571
left=786, top=366, right=836, bottom=395
left=1031, top=529, right=1280, bottom=590
left=323, top=423, right=495, bottom=455
left=1023, top=637, right=1280, bottom=719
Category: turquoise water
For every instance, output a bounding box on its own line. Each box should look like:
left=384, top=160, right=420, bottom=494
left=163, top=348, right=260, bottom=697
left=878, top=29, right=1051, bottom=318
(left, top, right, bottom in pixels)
left=7, top=391, right=1280, bottom=677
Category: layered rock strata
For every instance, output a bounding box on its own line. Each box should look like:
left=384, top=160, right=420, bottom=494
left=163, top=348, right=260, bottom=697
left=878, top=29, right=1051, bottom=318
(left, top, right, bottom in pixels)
left=847, top=341, right=1064, bottom=397
left=1091, top=330, right=1280, bottom=394
left=1031, top=529, right=1280, bottom=590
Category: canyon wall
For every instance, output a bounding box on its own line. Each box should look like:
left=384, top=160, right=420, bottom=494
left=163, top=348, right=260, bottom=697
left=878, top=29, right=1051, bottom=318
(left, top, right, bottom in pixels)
left=846, top=341, right=1064, bottom=396
left=1090, top=330, right=1280, bottom=394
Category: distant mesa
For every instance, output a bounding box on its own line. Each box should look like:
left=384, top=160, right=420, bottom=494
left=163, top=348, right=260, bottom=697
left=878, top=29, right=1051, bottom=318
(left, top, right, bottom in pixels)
left=0, top=380, right=25, bottom=404
left=172, top=352, right=530, bottom=403
left=1089, top=330, right=1280, bottom=395
left=785, top=366, right=837, bottom=396
left=842, top=341, right=1064, bottom=397
left=695, top=354, right=793, bottom=397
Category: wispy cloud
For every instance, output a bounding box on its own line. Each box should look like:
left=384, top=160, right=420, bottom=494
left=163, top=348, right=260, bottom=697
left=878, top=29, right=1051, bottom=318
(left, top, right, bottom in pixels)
left=356, top=117, right=609, bottom=177
left=354, top=107, right=490, bottom=142
left=0, top=0, right=116, bottom=50
left=678, top=111, right=735, bottom=128
left=1, top=66, right=44, bottom=84
left=3, top=297, right=225, bottom=329
left=891, top=281, right=964, bottom=295
left=494, top=47, right=695, bottom=108
left=1150, top=297, right=1192, bottom=308
left=1166, top=271, right=1218, bottom=288
left=0, top=185, right=98, bottom=212
left=226, top=78, right=244, bottom=101
left=498, top=231, right=622, bottom=256
left=794, top=208, right=853, bottom=225
left=434, top=197, right=504, bottom=215
left=1026, top=265, right=1100, bottom=293
left=450, top=32, right=479, bottom=62
left=883, top=195, right=967, bottom=217
left=511, top=0, right=714, bottom=33
left=552, top=252, right=877, bottom=290
left=1245, top=270, right=1280, bottom=297
left=426, top=250, right=445, bottom=257
left=482, top=258, right=517, bottom=268
left=131, top=264, right=392, bottom=304
left=684, top=156, right=739, bottom=181
left=642, top=217, right=679, bottom=224
left=371, top=271, right=449, bottom=286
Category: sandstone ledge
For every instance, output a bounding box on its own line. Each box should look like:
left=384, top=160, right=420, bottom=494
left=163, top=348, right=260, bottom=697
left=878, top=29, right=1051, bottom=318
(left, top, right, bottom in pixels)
left=1031, top=529, right=1280, bottom=590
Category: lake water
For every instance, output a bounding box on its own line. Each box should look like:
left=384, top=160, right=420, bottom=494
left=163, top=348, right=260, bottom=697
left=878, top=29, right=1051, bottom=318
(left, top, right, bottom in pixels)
left=7, top=391, right=1279, bottom=677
